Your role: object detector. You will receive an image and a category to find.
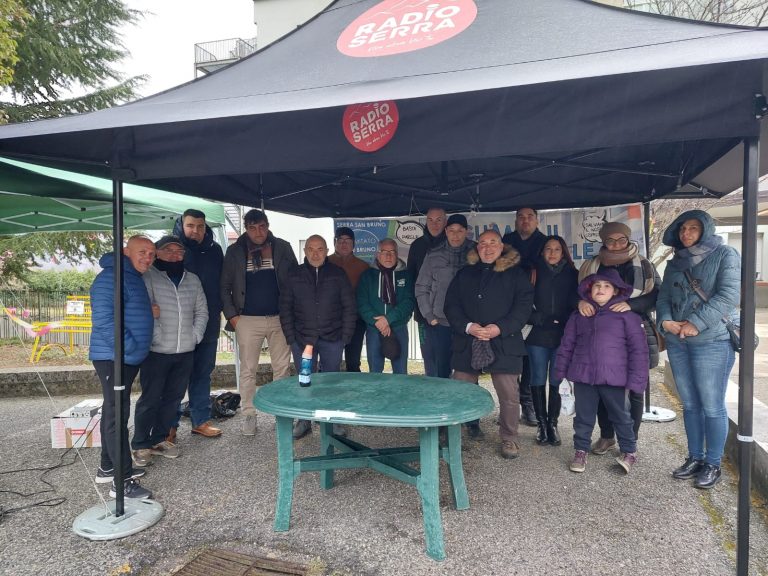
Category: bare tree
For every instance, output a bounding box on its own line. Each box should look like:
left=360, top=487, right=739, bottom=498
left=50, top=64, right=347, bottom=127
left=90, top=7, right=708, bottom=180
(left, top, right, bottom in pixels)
left=624, top=0, right=768, bottom=26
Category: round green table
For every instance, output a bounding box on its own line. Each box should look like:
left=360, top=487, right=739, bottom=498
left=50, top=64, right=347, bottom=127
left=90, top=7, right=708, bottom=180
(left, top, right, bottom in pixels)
left=255, top=372, right=495, bottom=561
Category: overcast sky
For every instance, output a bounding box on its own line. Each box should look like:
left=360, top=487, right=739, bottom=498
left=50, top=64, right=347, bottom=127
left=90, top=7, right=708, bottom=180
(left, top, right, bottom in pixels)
left=121, top=1, right=257, bottom=98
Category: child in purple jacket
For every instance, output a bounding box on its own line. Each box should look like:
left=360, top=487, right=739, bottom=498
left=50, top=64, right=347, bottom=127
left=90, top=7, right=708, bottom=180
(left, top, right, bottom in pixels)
left=555, top=268, right=649, bottom=474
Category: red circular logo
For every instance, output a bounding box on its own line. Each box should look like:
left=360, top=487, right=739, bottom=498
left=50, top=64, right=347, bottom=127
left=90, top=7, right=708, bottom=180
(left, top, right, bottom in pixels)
left=337, top=0, right=478, bottom=58
left=343, top=101, right=399, bottom=152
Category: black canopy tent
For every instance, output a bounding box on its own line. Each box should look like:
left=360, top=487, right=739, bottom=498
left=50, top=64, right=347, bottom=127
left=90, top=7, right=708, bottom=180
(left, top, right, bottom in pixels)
left=0, top=0, right=763, bottom=569
left=0, top=0, right=764, bottom=215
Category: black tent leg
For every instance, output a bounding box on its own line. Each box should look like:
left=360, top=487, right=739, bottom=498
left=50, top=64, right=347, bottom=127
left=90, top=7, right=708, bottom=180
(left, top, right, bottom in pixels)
left=736, top=136, right=758, bottom=576
left=112, top=178, right=125, bottom=516
left=643, top=201, right=652, bottom=415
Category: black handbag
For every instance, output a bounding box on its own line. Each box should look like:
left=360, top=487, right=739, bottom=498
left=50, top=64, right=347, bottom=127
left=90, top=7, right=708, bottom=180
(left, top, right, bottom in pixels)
left=684, top=270, right=758, bottom=353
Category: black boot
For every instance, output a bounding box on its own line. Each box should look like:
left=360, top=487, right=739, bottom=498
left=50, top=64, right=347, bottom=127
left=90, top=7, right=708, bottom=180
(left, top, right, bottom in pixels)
left=547, top=385, right=562, bottom=446
left=531, top=386, right=548, bottom=444
left=518, top=368, right=537, bottom=427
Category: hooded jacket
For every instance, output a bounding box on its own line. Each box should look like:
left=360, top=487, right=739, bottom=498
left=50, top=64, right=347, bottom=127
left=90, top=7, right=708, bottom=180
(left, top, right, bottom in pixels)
left=143, top=264, right=208, bottom=354
left=444, top=245, right=534, bottom=374
left=415, top=238, right=475, bottom=327
left=279, top=258, right=357, bottom=347
left=357, top=259, right=415, bottom=330
left=88, top=253, right=153, bottom=365
left=656, top=210, right=741, bottom=344
left=554, top=269, right=649, bottom=393
left=220, top=231, right=298, bottom=330
left=173, top=217, right=224, bottom=342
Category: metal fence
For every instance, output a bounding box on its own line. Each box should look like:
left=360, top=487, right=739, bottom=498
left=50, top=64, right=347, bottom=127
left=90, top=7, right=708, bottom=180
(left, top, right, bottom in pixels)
left=0, top=290, right=236, bottom=353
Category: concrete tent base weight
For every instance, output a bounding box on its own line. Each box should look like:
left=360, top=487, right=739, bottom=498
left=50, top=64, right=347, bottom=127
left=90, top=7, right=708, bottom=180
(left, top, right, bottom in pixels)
left=73, top=499, right=164, bottom=541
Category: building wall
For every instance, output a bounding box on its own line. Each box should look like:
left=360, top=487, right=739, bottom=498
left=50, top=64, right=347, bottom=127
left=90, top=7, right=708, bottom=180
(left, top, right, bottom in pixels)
left=252, top=0, right=334, bottom=47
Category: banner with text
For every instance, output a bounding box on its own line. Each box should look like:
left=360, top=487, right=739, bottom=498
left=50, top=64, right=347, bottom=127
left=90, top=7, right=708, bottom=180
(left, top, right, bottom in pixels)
left=335, top=204, right=645, bottom=267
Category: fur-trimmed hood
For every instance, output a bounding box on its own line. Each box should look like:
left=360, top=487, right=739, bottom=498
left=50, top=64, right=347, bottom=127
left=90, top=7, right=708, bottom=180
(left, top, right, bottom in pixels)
left=466, top=244, right=521, bottom=272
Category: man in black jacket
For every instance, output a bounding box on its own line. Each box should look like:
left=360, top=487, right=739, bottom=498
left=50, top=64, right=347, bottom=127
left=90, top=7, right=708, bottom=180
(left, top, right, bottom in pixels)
left=502, top=207, right=547, bottom=427
left=280, top=235, right=357, bottom=439
left=407, top=207, right=447, bottom=375
left=169, top=209, right=224, bottom=440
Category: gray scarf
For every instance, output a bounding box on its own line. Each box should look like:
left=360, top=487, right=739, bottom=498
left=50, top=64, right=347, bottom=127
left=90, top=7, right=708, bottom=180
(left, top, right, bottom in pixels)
left=668, top=235, right=722, bottom=271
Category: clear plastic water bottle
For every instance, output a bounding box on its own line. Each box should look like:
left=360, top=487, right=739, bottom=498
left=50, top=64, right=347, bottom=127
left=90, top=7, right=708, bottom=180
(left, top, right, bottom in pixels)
left=299, top=344, right=313, bottom=387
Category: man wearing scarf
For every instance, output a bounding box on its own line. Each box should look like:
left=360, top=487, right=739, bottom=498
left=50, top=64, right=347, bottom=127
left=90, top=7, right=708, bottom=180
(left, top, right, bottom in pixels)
left=358, top=238, right=415, bottom=375
left=132, top=236, right=208, bottom=465
left=221, top=209, right=298, bottom=437
left=578, top=221, right=661, bottom=454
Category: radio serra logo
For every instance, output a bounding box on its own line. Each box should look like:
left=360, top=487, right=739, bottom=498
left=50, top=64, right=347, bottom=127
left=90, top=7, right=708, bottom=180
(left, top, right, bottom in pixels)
left=337, top=0, right=478, bottom=58
left=343, top=101, right=399, bottom=152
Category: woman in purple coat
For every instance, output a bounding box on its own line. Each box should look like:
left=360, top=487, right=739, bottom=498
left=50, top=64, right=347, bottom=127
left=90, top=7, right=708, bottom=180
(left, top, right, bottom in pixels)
left=555, top=269, right=649, bottom=475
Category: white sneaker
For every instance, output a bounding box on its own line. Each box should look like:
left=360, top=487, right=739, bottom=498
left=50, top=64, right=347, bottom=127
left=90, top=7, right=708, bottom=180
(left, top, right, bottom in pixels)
left=242, top=414, right=257, bottom=436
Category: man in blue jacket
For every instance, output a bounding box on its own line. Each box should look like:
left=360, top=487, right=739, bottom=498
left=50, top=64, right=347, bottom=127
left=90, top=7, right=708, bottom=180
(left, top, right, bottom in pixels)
left=89, top=235, right=155, bottom=500
left=168, top=209, right=225, bottom=440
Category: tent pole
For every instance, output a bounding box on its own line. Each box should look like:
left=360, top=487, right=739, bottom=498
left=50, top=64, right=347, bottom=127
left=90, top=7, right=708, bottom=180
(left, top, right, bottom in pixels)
left=643, top=201, right=651, bottom=414
left=112, top=178, right=126, bottom=516
left=736, top=136, right=758, bottom=576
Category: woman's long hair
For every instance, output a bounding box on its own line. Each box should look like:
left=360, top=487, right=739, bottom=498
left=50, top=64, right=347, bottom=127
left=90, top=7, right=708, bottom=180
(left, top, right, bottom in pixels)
left=540, top=235, right=576, bottom=269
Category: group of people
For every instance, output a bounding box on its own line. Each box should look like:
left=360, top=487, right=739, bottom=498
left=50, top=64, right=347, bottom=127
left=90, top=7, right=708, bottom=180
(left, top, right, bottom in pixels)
left=91, top=204, right=741, bottom=499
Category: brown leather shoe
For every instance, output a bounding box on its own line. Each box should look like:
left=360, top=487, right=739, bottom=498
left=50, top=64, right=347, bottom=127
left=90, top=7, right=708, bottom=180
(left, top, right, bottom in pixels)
left=191, top=421, right=222, bottom=437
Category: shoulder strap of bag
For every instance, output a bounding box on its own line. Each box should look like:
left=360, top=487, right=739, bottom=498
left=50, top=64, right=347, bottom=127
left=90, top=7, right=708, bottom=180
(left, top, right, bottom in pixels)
left=684, top=270, right=710, bottom=303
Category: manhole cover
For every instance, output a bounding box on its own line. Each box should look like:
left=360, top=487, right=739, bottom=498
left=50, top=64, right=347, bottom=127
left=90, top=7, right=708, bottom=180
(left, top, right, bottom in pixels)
left=175, top=548, right=309, bottom=575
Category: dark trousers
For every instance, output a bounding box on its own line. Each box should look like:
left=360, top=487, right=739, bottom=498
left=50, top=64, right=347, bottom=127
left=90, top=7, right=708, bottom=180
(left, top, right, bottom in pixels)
left=418, top=322, right=436, bottom=377
left=597, top=385, right=645, bottom=440
left=573, top=383, right=636, bottom=454
left=519, top=356, right=534, bottom=408
left=424, top=323, right=452, bottom=378
left=175, top=339, right=218, bottom=428
left=343, top=318, right=367, bottom=372
left=132, top=351, right=194, bottom=450
left=291, top=338, right=344, bottom=374
left=93, top=360, right=140, bottom=475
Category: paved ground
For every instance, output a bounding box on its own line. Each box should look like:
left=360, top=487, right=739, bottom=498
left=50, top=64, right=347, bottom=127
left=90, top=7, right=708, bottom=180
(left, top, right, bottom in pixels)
left=732, top=309, right=768, bottom=408
left=1, top=369, right=767, bottom=576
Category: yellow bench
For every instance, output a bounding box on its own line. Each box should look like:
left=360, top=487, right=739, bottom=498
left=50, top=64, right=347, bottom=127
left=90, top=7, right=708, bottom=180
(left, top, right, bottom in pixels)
left=29, top=295, right=92, bottom=363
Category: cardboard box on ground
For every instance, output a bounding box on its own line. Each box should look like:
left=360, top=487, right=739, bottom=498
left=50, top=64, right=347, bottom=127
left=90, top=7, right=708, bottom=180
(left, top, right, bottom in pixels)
left=50, top=399, right=102, bottom=448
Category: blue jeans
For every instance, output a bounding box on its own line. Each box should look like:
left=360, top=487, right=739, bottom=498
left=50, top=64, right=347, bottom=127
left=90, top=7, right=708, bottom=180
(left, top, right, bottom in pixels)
left=424, top=323, right=452, bottom=378
left=366, top=324, right=408, bottom=374
left=526, top=344, right=559, bottom=388
left=174, top=339, right=218, bottom=428
left=666, top=338, right=735, bottom=466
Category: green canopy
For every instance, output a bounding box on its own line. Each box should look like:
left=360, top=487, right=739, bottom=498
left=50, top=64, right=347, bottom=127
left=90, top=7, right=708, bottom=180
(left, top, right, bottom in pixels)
left=0, top=157, right=225, bottom=234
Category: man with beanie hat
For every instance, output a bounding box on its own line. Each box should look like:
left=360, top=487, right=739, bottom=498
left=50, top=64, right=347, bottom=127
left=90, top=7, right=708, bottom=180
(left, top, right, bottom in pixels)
left=415, top=213, right=475, bottom=380
left=502, top=207, right=547, bottom=427
left=132, top=235, right=208, bottom=465
left=407, top=207, right=448, bottom=375
left=329, top=227, right=369, bottom=372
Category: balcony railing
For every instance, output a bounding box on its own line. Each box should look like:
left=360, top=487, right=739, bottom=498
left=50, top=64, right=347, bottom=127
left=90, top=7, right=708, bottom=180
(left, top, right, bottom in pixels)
left=194, top=37, right=257, bottom=66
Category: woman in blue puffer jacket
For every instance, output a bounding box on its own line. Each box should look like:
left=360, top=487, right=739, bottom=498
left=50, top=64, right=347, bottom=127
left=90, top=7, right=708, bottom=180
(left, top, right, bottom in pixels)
left=657, top=210, right=740, bottom=490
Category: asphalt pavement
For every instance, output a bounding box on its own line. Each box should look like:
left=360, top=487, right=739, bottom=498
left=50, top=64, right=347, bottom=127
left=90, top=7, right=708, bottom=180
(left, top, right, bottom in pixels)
left=1, top=368, right=768, bottom=576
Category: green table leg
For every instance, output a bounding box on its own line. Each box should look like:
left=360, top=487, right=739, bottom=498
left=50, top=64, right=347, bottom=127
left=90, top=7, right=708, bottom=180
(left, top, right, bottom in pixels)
left=274, top=416, right=295, bottom=531
left=446, top=424, right=469, bottom=510
left=318, top=421, right=335, bottom=489
left=417, top=426, right=445, bottom=561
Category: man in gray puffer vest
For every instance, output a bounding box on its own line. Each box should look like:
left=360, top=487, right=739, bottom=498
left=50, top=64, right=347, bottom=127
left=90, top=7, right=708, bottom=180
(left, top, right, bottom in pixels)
left=132, top=236, right=208, bottom=465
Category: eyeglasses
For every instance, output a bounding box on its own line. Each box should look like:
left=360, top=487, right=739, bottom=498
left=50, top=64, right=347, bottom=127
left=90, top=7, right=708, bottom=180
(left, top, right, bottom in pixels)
left=378, top=250, right=397, bottom=256
left=604, top=237, right=629, bottom=247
